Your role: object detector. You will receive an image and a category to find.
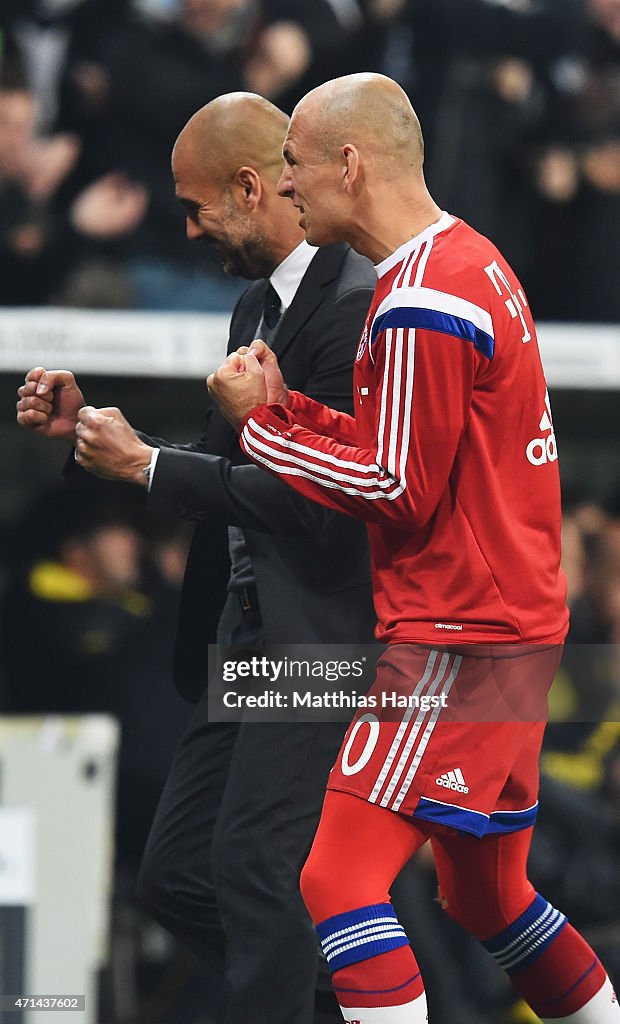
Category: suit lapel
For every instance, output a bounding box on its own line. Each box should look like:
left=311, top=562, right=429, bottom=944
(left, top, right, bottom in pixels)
left=227, top=286, right=264, bottom=355
left=206, top=246, right=348, bottom=458
left=203, top=284, right=264, bottom=459
left=270, top=244, right=348, bottom=362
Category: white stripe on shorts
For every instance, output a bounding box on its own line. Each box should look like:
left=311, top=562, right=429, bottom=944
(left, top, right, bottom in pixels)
left=368, top=649, right=439, bottom=804
left=391, top=656, right=462, bottom=811
left=380, top=653, right=458, bottom=809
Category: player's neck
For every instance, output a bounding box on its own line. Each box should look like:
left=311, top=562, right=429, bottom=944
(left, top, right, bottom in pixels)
left=349, top=193, right=443, bottom=266
left=269, top=223, right=307, bottom=270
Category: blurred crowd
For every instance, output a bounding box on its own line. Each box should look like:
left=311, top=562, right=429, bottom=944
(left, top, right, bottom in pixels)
left=0, top=482, right=193, bottom=874
left=0, top=0, right=618, bottom=319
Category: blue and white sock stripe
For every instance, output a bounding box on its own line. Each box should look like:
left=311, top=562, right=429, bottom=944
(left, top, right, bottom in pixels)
left=323, top=921, right=406, bottom=960
left=317, top=903, right=409, bottom=972
left=483, top=894, right=567, bottom=975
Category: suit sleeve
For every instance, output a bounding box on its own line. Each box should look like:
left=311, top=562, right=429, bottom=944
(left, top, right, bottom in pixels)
left=240, top=325, right=477, bottom=530
left=148, top=451, right=334, bottom=535
left=149, top=285, right=373, bottom=534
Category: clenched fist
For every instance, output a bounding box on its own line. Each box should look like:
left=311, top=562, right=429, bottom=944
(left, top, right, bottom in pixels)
left=16, top=367, right=85, bottom=442
left=207, top=340, right=287, bottom=429
left=75, top=406, right=154, bottom=484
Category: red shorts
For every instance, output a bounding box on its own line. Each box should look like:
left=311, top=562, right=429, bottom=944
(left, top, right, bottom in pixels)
left=327, top=643, right=562, bottom=837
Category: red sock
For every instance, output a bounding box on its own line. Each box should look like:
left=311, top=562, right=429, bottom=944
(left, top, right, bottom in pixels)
left=511, top=922, right=608, bottom=1018
left=333, top=946, right=425, bottom=1010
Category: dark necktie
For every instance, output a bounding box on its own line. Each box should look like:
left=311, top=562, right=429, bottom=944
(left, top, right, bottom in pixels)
left=263, top=282, right=282, bottom=331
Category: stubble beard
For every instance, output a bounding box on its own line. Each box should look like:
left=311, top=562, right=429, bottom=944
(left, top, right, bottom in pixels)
left=220, top=236, right=278, bottom=280
left=218, top=194, right=278, bottom=280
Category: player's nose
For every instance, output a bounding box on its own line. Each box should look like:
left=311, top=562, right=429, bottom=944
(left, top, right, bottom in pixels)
left=277, top=165, right=293, bottom=198
left=186, top=218, right=203, bottom=240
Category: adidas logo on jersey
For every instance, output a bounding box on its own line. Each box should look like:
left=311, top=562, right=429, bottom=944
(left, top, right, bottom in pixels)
left=526, top=390, right=557, bottom=466
left=436, top=768, right=469, bottom=794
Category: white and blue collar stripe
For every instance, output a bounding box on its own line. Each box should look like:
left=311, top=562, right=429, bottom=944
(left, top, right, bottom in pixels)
left=370, top=287, right=495, bottom=360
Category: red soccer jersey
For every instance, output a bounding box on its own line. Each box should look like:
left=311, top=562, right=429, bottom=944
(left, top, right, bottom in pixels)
left=240, top=213, right=569, bottom=645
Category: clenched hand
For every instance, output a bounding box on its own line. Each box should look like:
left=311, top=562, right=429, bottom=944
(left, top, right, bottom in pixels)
left=207, top=340, right=287, bottom=429
left=16, top=367, right=85, bottom=442
left=75, top=406, right=154, bottom=484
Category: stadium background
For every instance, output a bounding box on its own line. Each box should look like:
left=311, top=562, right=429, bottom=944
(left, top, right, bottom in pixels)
left=0, top=1, right=619, bottom=1022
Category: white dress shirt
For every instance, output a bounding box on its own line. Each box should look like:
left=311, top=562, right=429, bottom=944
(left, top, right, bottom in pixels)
left=269, top=239, right=318, bottom=310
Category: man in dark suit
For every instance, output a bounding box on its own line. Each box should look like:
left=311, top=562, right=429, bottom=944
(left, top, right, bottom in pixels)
left=17, top=93, right=377, bottom=1024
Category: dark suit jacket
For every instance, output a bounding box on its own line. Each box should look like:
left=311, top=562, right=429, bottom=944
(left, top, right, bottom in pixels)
left=145, top=244, right=378, bottom=701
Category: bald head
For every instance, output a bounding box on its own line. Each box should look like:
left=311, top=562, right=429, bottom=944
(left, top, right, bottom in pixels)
left=172, top=92, right=304, bottom=279
left=174, top=92, right=289, bottom=186
left=295, top=73, right=424, bottom=176
left=277, top=73, right=440, bottom=261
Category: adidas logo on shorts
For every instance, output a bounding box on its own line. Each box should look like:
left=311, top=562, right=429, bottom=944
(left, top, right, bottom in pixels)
left=436, top=768, right=469, bottom=794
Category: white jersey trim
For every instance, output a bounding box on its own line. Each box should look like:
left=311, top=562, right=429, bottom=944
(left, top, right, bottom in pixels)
left=374, top=212, right=455, bottom=278
left=373, top=286, right=494, bottom=340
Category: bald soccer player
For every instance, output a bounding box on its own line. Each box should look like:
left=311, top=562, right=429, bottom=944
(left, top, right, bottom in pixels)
left=17, top=93, right=378, bottom=1024
left=207, top=75, right=619, bottom=1024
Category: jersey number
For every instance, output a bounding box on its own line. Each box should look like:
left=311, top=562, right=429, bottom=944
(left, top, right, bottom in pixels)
left=341, top=714, right=380, bottom=776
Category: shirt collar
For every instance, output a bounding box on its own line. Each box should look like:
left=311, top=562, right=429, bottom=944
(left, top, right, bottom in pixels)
left=374, top=211, right=455, bottom=279
left=270, top=239, right=318, bottom=309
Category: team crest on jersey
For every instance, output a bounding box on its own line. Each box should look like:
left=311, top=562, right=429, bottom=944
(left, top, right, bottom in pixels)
left=356, top=323, right=369, bottom=361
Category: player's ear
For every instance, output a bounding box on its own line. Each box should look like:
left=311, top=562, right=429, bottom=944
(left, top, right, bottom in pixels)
left=236, top=166, right=262, bottom=211
left=342, top=145, right=360, bottom=191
